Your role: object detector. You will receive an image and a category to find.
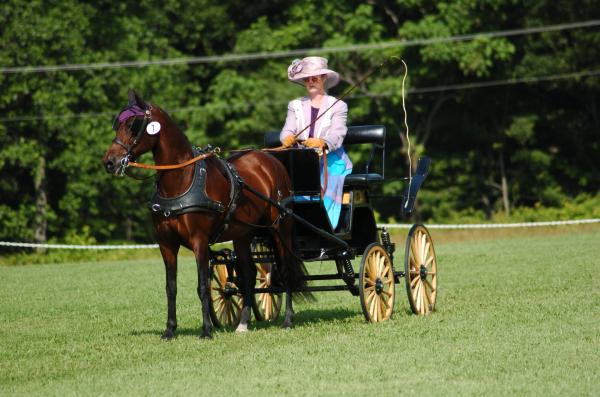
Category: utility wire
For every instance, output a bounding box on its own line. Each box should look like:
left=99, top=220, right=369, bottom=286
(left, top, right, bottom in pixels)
left=1, top=20, right=599, bottom=74
left=1, top=69, right=598, bottom=123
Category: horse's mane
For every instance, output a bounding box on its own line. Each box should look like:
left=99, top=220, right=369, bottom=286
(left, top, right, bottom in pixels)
left=153, top=104, right=192, bottom=147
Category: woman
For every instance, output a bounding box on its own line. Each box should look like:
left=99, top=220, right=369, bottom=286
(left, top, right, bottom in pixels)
left=280, top=56, right=352, bottom=230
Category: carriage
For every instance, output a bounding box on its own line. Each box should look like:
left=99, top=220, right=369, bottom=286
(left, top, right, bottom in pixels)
left=208, top=125, right=437, bottom=326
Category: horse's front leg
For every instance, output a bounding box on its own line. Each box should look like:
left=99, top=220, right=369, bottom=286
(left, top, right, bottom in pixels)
left=159, top=243, right=180, bottom=340
left=193, top=244, right=213, bottom=339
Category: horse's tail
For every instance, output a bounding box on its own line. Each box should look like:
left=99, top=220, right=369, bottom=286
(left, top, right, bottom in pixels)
left=272, top=221, right=314, bottom=301
left=287, top=228, right=314, bottom=301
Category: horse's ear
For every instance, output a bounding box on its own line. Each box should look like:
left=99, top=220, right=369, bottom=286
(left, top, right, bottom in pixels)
left=127, top=89, right=148, bottom=109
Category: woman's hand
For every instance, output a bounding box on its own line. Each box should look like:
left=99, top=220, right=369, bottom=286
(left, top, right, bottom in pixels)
left=304, top=138, right=326, bottom=149
left=282, top=135, right=297, bottom=147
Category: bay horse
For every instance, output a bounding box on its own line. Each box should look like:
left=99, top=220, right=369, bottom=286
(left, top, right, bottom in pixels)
left=103, top=90, right=306, bottom=339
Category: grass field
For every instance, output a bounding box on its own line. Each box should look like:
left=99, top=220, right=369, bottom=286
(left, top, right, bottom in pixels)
left=1, top=226, right=599, bottom=396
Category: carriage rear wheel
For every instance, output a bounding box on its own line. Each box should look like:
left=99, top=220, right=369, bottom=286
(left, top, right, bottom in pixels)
left=359, top=243, right=395, bottom=322
left=405, top=224, right=437, bottom=315
left=251, top=239, right=282, bottom=322
left=209, top=264, right=243, bottom=328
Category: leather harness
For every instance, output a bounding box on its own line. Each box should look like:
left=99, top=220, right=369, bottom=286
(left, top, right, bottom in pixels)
left=149, top=149, right=244, bottom=242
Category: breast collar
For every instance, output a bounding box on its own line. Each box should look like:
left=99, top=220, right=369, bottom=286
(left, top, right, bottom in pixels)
left=149, top=149, right=226, bottom=217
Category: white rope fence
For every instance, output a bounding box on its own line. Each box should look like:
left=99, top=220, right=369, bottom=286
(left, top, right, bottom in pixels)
left=380, top=218, right=600, bottom=229
left=0, top=218, right=598, bottom=250
left=0, top=242, right=158, bottom=250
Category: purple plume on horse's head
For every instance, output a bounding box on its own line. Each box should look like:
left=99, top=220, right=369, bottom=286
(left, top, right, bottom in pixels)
left=117, top=104, right=146, bottom=124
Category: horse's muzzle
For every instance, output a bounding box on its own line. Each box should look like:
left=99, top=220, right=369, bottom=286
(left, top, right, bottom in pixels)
left=104, top=158, right=116, bottom=173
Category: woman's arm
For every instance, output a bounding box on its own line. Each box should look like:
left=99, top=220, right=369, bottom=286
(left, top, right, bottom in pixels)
left=321, top=100, right=348, bottom=151
left=280, top=101, right=298, bottom=144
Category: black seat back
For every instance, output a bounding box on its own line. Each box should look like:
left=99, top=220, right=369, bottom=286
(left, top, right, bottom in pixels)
left=344, top=125, right=385, bottom=146
left=264, top=125, right=386, bottom=180
left=264, top=131, right=282, bottom=148
left=344, top=125, right=385, bottom=179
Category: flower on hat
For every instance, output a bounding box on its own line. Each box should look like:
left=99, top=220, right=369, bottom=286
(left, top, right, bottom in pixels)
left=288, top=59, right=304, bottom=79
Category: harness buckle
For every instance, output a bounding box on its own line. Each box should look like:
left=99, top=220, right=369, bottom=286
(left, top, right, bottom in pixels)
left=151, top=203, right=161, bottom=212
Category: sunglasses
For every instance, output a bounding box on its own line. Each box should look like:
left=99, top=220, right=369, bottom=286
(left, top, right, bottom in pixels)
left=303, top=75, right=324, bottom=83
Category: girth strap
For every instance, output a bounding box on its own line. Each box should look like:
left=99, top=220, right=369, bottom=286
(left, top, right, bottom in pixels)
left=209, top=157, right=244, bottom=244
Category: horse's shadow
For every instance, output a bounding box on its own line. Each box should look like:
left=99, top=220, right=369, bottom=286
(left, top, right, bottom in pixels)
left=130, top=307, right=360, bottom=338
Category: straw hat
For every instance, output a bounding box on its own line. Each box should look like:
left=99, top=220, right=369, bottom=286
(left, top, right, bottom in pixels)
left=287, top=57, right=340, bottom=89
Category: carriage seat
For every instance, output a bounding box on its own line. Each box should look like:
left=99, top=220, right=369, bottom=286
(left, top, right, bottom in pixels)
left=343, top=173, right=384, bottom=187
left=263, top=125, right=386, bottom=189
left=342, top=125, right=385, bottom=188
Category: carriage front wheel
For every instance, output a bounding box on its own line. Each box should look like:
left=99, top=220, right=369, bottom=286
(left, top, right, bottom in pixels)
left=405, top=224, right=438, bottom=315
left=359, top=243, right=395, bottom=322
left=209, top=264, right=244, bottom=328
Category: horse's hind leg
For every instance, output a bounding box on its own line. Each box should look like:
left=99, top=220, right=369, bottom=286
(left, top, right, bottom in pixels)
left=233, top=237, right=256, bottom=333
left=159, top=243, right=180, bottom=340
left=270, top=230, right=295, bottom=328
left=282, top=289, right=294, bottom=329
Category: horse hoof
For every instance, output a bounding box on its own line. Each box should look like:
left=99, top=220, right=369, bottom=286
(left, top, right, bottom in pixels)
left=199, top=332, right=213, bottom=340
left=236, top=324, right=249, bottom=333
left=281, top=322, right=293, bottom=329
left=161, top=330, right=175, bottom=340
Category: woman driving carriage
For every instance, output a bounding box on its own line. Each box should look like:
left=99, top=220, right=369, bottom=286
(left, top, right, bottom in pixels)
left=280, top=56, right=353, bottom=229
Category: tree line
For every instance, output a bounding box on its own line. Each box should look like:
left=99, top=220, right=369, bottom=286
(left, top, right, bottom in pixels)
left=1, top=0, right=599, bottom=244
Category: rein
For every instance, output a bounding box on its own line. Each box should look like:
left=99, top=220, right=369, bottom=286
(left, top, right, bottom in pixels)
left=127, top=151, right=216, bottom=170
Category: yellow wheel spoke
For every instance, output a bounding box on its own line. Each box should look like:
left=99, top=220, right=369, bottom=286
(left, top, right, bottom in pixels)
left=410, top=275, right=420, bottom=288
left=366, top=290, right=376, bottom=305
left=420, top=233, right=427, bottom=261
left=425, top=255, right=434, bottom=268
left=415, top=282, right=422, bottom=313
left=369, top=294, right=378, bottom=321
left=424, top=279, right=436, bottom=293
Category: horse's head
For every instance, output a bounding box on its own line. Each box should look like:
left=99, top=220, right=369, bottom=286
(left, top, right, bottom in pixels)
left=103, top=90, right=163, bottom=175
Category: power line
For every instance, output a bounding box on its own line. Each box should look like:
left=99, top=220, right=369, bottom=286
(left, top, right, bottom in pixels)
left=407, top=69, right=600, bottom=94
left=1, top=20, right=599, bottom=74
left=1, top=69, right=597, bottom=123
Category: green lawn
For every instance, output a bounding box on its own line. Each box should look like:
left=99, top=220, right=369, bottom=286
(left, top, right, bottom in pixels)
left=1, top=228, right=599, bottom=396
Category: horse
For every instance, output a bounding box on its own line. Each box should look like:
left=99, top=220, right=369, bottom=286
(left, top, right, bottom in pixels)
left=103, top=90, right=306, bottom=339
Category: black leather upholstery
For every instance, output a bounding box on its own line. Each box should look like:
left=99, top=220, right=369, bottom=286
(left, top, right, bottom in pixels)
left=264, top=131, right=282, bottom=148
left=344, top=173, right=384, bottom=187
left=344, top=125, right=385, bottom=145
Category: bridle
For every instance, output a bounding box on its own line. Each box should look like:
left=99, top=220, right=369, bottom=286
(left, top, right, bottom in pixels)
left=112, top=105, right=152, bottom=174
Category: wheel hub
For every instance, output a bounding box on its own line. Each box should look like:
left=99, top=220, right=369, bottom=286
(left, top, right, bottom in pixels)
left=375, top=278, right=384, bottom=294
left=419, top=264, right=428, bottom=280
left=223, top=283, right=237, bottom=298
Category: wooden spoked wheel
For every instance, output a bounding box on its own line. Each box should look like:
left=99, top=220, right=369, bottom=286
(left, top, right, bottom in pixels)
left=405, top=224, right=437, bottom=315
left=359, top=243, right=395, bottom=322
left=251, top=239, right=282, bottom=322
left=209, top=264, right=243, bottom=328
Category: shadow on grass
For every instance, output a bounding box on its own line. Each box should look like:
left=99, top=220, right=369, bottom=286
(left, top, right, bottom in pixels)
left=130, top=327, right=202, bottom=338
left=129, top=307, right=360, bottom=338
